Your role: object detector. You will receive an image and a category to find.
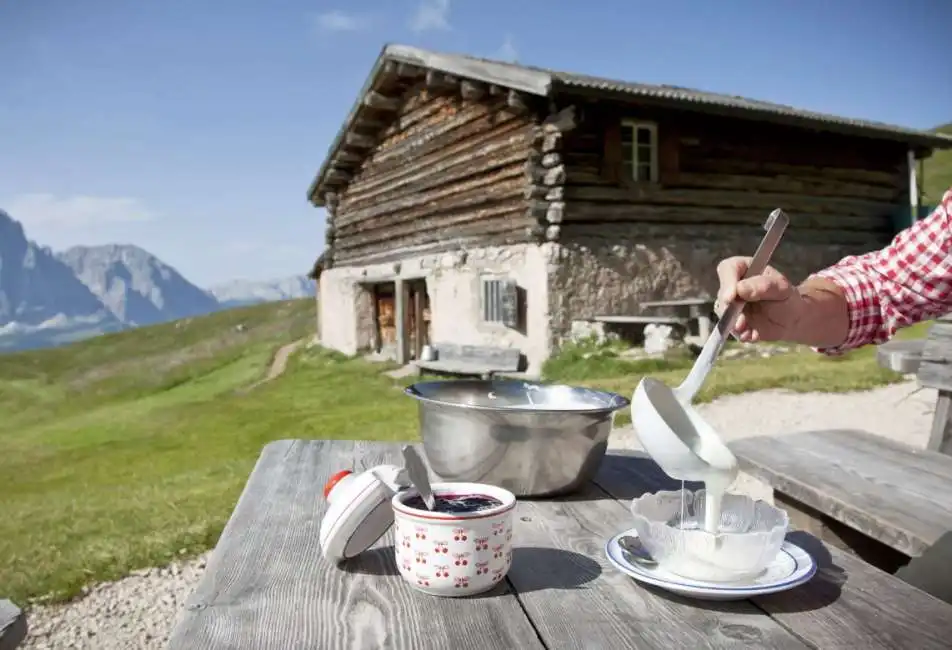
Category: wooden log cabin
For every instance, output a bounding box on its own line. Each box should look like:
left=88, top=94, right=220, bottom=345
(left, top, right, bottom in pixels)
left=308, top=44, right=952, bottom=376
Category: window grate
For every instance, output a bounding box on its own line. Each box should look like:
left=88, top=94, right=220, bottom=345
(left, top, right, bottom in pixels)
left=482, top=279, right=518, bottom=328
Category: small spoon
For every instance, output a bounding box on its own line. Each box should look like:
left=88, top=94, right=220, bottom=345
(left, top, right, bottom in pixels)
left=618, top=535, right=658, bottom=567
left=402, top=445, right=436, bottom=511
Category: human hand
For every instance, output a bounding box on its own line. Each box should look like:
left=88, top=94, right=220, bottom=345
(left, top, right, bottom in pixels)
left=714, top=256, right=804, bottom=343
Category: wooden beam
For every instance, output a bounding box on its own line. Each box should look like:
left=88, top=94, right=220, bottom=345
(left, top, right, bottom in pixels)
left=543, top=105, right=578, bottom=133
left=507, top=89, right=528, bottom=113
left=396, top=62, right=423, bottom=78
left=541, top=153, right=561, bottom=168
left=546, top=202, right=564, bottom=224
left=362, top=90, right=401, bottom=111
left=526, top=200, right=549, bottom=222
left=344, top=132, right=376, bottom=148
left=335, top=150, right=363, bottom=163
left=489, top=84, right=505, bottom=96
left=545, top=186, right=564, bottom=201
left=545, top=225, right=561, bottom=241
left=543, top=164, right=565, bottom=186
left=460, top=80, right=486, bottom=101
left=353, top=116, right=387, bottom=130
left=541, top=132, right=561, bottom=153
left=425, top=70, right=459, bottom=91
left=326, top=168, right=352, bottom=183
left=524, top=185, right=547, bottom=200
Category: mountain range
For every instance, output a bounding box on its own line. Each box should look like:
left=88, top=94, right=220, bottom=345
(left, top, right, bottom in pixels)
left=0, top=209, right=315, bottom=352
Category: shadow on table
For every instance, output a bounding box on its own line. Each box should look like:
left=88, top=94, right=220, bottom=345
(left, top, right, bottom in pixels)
left=339, top=546, right=601, bottom=594
left=507, top=547, right=602, bottom=593
left=339, top=546, right=401, bottom=576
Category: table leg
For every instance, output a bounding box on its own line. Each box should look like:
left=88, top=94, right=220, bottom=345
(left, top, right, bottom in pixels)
left=697, top=315, right=712, bottom=340
left=927, top=390, right=952, bottom=455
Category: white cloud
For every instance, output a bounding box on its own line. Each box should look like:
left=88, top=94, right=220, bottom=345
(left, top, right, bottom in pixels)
left=5, top=194, right=156, bottom=228
left=410, top=0, right=451, bottom=33
left=312, top=10, right=372, bottom=33
left=495, top=34, right=518, bottom=63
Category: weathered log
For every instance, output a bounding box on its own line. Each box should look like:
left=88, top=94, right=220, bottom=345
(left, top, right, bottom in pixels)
left=562, top=201, right=892, bottom=232
left=544, top=165, right=566, bottom=186
left=341, top=115, right=529, bottom=208
left=545, top=186, right=564, bottom=201
left=326, top=168, right=352, bottom=183
left=542, top=132, right=561, bottom=153
left=333, top=207, right=535, bottom=255
left=527, top=223, right=546, bottom=239
left=507, top=89, right=528, bottom=113
left=524, top=185, right=548, bottom=200
left=335, top=150, right=363, bottom=164
left=340, top=123, right=530, bottom=214
left=562, top=184, right=898, bottom=218
left=460, top=80, right=486, bottom=101
left=543, top=105, right=578, bottom=133
left=344, top=132, right=376, bottom=148
left=542, top=153, right=561, bottom=168
left=545, top=225, right=561, bottom=241
left=425, top=70, right=459, bottom=91
left=396, top=62, right=423, bottom=78
left=672, top=171, right=902, bottom=203
left=489, top=84, right=505, bottom=96
left=331, top=230, right=536, bottom=267
left=546, top=202, right=564, bottom=224
left=357, top=97, right=513, bottom=172
left=379, top=94, right=456, bottom=141
left=338, top=166, right=525, bottom=231
left=362, top=90, right=401, bottom=111
left=526, top=200, right=549, bottom=222
left=559, top=221, right=889, bottom=248
left=353, top=116, right=387, bottom=131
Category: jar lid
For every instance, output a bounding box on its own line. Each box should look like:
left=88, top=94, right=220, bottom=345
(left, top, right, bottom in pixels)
left=319, top=464, right=410, bottom=563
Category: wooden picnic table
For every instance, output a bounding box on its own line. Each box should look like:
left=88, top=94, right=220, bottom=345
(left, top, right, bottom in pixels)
left=640, top=298, right=715, bottom=339
left=168, top=440, right=952, bottom=649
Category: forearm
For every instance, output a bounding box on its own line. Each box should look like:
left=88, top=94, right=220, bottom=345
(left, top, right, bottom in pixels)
left=790, top=277, right=851, bottom=349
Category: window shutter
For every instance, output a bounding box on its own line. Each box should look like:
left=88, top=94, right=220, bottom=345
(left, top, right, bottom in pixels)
left=499, top=280, right=518, bottom=328
left=659, top=125, right=680, bottom=185
left=601, top=120, right=622, bottom=183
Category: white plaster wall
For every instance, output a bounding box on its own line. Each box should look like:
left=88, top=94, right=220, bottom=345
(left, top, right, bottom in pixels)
left=318, top=243, right=556, bottom=376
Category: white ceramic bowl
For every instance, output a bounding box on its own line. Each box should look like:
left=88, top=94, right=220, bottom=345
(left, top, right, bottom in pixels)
left=392, top=482, right=516, bottom=597
left=630, top=489, right=789, bottom=583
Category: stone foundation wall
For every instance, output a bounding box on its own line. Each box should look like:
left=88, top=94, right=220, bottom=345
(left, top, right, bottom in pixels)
left=319, top=243, right=557, bottom=376
left=547, top=232, right=880, bottom=343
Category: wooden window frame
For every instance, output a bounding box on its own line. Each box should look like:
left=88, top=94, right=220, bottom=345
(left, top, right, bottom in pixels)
left=620, top=119, right=660, bottom=184
left=479, top=276, right=519, bottom=329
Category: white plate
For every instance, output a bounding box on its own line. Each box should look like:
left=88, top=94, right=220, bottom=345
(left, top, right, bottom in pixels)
left=605, top=528, right=817, bottom=601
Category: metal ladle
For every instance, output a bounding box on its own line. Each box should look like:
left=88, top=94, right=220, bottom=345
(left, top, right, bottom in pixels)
left=630, top=210, right=789, bottom=528
left=402, top=444, right=436, bottom=510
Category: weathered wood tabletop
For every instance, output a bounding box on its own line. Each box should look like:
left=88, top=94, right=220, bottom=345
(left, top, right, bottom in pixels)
left=168, top=440, right=952, bottom=649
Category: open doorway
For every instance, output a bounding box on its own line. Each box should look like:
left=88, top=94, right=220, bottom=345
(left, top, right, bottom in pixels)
left=406, top=279, right=431, bottom=361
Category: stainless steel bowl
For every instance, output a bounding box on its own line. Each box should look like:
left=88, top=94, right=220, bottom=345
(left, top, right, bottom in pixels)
left=404, top=379, right=630, bottom=497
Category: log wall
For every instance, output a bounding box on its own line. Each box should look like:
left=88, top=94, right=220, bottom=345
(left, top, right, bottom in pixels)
left=328, top=86, right=539, bottom=267
left=546, top=101, right=911, bottom=339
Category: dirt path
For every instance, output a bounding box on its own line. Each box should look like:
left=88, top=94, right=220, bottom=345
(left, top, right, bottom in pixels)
left=239, top=339, right=305, bottom=393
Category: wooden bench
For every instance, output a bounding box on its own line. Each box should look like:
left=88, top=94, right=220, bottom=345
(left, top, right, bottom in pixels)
left=414, top=342, right=523, bottom=379
left=0, top=599, right=25, bottom=650
left=639, top=297, right=715, bottom=339
left=875, top=316, right=952, bottom=454
left=731, top=428, right=952, bottom=603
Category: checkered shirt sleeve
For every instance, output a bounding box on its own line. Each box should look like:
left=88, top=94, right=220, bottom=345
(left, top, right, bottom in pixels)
left=811, top=188, right=952, bottom=354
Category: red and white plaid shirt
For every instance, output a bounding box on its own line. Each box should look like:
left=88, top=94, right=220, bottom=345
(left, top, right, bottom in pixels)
left=812, top=187, right=952, bottom=354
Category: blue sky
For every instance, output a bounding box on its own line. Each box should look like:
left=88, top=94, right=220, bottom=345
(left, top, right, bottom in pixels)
left=1, top=0, right=949, bottom=287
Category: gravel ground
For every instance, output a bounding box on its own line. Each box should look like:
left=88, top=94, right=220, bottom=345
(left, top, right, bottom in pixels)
left=17, top=378, right=933, bottom=649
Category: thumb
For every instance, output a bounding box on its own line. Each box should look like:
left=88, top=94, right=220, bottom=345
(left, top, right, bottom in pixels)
left=715, top=256, right=750, bottom=304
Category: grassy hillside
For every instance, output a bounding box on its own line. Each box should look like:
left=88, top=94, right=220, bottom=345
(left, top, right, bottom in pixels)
left=923, top=122, right=952, bottom=203
left=0, top=297, right=928, bottom=606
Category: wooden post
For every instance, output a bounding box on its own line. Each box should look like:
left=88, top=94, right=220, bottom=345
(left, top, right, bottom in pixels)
left=908, top=149, right=920, bottom=227
left=395, top=278, right=408, bottom=365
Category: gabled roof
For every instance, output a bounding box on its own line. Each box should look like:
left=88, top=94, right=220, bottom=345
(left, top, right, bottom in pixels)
left=308, top=44, right=952, bottom=206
